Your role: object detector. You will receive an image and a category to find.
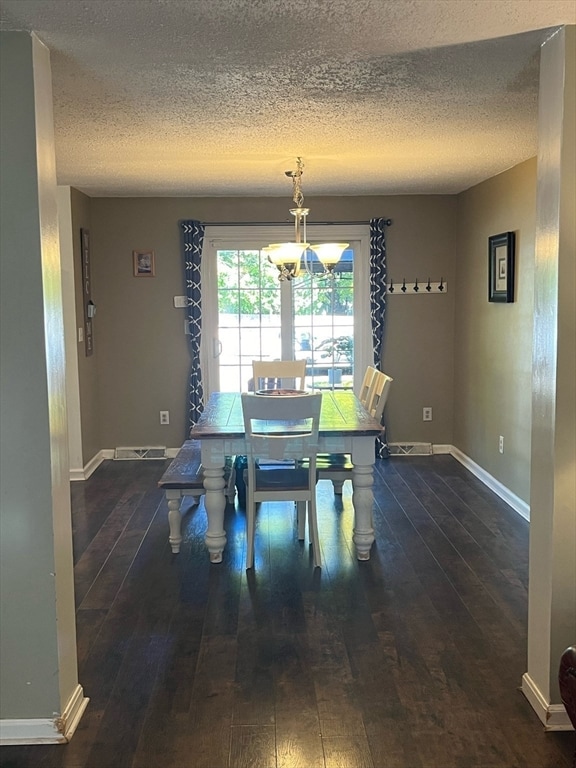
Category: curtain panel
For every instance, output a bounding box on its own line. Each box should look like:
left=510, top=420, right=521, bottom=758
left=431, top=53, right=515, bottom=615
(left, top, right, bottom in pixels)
left=180, top=220, right=205, bottom=434
left=369, top=217, right=389, bottom=458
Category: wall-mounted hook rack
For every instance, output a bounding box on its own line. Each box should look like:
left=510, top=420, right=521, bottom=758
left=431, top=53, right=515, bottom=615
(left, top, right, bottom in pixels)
left=386, top=278, right=447, bottom=294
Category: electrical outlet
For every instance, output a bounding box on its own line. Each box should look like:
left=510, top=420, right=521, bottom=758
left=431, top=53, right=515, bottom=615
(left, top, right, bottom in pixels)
left=499, top=435, right=504, bottom=454
left=423, top=407, right=432, bottom=422
left=160, top=410, right=170, bottom=425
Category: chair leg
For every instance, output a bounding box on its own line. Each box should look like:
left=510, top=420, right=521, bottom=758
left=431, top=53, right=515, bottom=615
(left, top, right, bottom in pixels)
left=307, top=497, right=321, bottom=569
left=246, top=490, right=255, bottom=570
left=297, top=501, right=306, bottom=540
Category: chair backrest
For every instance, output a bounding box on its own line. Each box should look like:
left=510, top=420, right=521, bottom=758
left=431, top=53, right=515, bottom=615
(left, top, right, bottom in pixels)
left=359, top=365, right=377, bottom=407
left=366, top=371, right=393, bottom=422
left=252, top=359, right=306, bottom=391
left=241, top=392, right=322, bottom=464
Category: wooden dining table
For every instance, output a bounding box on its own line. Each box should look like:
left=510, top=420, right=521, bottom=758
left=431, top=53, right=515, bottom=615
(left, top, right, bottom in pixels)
left=189, top=390, right=383, bottom=563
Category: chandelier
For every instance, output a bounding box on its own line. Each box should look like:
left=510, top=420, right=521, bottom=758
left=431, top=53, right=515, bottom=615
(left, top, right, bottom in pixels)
left=263, top=158, right=348, bottom=281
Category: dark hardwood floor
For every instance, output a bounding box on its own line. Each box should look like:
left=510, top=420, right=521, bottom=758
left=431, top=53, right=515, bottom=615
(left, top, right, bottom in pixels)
left=1, top=456, right=574, bottom=768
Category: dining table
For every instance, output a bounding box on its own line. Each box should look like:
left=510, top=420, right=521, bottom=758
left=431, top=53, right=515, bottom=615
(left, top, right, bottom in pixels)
left=189, top=390, right=384, bottom=563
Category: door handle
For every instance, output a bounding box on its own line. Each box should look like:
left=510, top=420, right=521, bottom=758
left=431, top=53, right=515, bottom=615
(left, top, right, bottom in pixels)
left=213, top=338, right=222, bottom=358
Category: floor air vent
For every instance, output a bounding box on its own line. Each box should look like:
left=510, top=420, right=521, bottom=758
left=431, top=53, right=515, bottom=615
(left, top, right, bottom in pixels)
left=114, top=446, right=167, bottom=460
left=388, top=443, right=433, bottom=456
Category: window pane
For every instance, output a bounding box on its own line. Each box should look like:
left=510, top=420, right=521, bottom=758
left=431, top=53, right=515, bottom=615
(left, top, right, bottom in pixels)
left=217, top=250, right=241, bottom=287
left=260, top=289, right=281, bottom=316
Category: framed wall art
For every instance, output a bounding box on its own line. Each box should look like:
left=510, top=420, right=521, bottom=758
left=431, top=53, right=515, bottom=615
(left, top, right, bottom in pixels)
left=488, top=231, right=515, bottom=303
left=133, top=249, right=155, bottom=277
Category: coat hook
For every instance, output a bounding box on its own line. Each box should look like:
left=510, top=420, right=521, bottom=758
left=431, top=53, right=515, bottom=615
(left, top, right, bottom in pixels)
left=388, top=278, right=394, bottom=293
left=413, top=278, right=419, bottom=292
left=426, top=277, right=432, bottom=292
left=401, top=278, right=407, bottom=293
left=439, top=277, right=444, bottom=292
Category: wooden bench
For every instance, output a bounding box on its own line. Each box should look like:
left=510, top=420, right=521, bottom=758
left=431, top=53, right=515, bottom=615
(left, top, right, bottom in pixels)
left=158, top=440, right=235, bottom=553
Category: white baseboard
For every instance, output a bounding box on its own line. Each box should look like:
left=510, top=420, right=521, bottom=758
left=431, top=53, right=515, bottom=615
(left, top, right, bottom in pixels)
left=449, top=446, right=530, bottom=521
left=69, top=450, right=112, bottom=481
left=521, top=673, right=574, bottom=731
left=70, top=447, right=182, bottom=481
left=69, top=466, right=86, bottom=481
left=0, top=685, right=89, bottom=745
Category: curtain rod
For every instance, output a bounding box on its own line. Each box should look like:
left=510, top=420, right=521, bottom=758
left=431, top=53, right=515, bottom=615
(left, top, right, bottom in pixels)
left=202, top=219, right=392, bottom=227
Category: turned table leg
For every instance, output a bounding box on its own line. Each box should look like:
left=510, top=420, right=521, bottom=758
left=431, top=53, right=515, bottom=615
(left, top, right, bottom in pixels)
left=202, top=465, right=227, bottom=563
left=351, top=463, right=375, bottom=560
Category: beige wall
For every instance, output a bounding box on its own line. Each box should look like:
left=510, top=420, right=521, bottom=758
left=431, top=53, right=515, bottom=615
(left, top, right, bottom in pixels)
left=454, top=159, right=537, bottom=504
left=84, top=195, right=457, bottom=451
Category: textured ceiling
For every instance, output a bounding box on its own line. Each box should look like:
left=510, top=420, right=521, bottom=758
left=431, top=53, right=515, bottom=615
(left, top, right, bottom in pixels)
left=1, top=1, right=575, bottom=197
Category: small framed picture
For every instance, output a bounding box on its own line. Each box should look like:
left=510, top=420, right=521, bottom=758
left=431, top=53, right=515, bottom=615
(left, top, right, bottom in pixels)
left=488, top=232, right=515, bottom=303
left=133, top=250, right=155, bottom=277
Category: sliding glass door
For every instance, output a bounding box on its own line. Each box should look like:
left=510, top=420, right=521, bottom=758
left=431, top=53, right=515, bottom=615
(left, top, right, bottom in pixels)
left=201, top=225, right=371, bottom=396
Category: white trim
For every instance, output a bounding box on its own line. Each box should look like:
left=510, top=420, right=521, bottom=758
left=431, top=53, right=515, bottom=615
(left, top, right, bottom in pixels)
left=69, top=450, right=112, bottom=481
left=0, top=717, right=66, bottom=745
left=432, top=444, right=452, bottom=454
left=57, top=684, right=89, bottom=741
left=58, top=187, right=84, bottom=475
left=0, top=685, right=89, bottom=745
left=521, top=673, right=574, bottom=731
left=449, top=446, right=530, bottom=521
left=69, top=465, right=87, bottom=481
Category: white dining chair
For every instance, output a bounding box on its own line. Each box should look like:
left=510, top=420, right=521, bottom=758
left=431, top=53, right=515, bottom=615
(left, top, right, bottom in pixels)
left=359, top=365, right=377, bottom=407
left=252, top=359, right=307, bottom=392
left=241, top=392, right=323, bottom=569
left=316, top=369, right=393, bottom=493
left=366, top=370, right=394, bottom=421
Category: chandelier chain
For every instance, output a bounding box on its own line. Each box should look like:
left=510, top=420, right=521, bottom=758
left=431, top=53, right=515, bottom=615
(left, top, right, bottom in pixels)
left=290, top=157, right=305, bottom=208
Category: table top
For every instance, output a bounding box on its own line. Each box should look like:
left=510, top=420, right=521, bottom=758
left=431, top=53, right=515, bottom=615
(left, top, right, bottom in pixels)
left=190, top=390, right=383, bottom=440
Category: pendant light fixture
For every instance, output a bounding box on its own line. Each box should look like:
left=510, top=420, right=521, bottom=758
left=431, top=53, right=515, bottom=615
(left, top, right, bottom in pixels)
left=263, top=158, right=348, bottom=281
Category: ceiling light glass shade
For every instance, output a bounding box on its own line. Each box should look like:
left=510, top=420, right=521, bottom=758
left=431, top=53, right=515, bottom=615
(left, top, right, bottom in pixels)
left=311, top=242, right=349, bottom=267
left=262, top=242, right=309, bottom=280
left=263, top=242, right=309, bottom=265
